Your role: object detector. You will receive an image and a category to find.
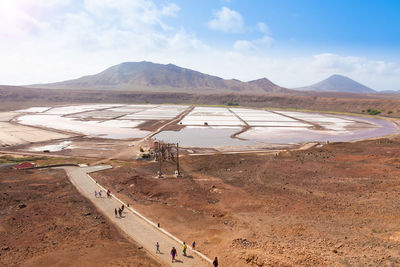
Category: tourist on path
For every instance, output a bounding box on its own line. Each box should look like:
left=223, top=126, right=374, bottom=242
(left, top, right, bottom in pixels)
left=182, top=241, right=187, bottom=256
left=94, top=190, right=97, bottom=198
left=114, top=208, right=118, bottom=217
left=171, top=247, right=177, bottom=262
left=156, top=242, right=160, bottom=254
left=121, top=204, right=125, bottom=212
left=98, top=190, right=102, bottom=198
left=213, top=257, right=218, bottom=267
left=192, top=241, right=196, bottom=250
left=118, top=208, right=122, bottom=217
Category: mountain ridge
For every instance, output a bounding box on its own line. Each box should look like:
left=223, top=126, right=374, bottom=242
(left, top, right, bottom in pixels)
left=29, top=61, right=288, bottom=94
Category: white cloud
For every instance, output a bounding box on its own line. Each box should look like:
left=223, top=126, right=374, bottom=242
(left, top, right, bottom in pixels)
left=233, top=40, right=254, bottom=50
left=257, top=22, right=270, bottom=34
left=0, top=1, right=399, bottom=91
left=208, top=6, right=244, bottom=33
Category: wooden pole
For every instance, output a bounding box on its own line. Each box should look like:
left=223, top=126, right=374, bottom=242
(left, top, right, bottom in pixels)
left=158, top=142, right=162, bottom=178
left=176, top=143, right=181, bottom=177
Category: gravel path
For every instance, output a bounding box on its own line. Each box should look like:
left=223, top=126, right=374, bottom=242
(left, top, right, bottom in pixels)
left=61, top=165, right=211, bottom=267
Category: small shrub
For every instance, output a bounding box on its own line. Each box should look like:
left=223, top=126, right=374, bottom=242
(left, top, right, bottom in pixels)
left=226, top=101, right=239, bottom=106
left=368, top=109, right=381, bottom=115
left=388, top=110, right=393, bottom=114
left=361, top=110, right=365, bottom=112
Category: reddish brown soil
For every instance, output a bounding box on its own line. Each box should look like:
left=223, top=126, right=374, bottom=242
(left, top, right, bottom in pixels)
left=0, top=168, right=159, bottom=267
left=92, top=137, right=400, bottom=266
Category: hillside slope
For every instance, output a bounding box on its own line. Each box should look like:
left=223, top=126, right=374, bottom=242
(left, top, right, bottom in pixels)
left=30, top=61, right=288, bottom=94
left=294, top=74, right=375, bottom=93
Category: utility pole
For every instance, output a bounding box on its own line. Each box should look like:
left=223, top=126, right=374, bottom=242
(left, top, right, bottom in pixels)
left=157, top=142, right=163, bottom=178
left=175, top=143, right=181, bottom=177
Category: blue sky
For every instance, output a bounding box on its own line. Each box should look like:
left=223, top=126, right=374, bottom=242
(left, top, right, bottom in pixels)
left=0, top=0, right=399, bottom=90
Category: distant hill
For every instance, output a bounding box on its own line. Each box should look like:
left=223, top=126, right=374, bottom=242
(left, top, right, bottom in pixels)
left=379, top=89, right=400, bottom=94
left=294, top=74, right=375, bottom=93
left=30, top=61, right=288, bottom=94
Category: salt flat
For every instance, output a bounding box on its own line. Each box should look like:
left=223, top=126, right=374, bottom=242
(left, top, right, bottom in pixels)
left=0, top=122, right=71, bottom=146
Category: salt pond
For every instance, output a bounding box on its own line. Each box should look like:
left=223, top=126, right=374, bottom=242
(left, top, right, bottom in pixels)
left=13, top=104, right=400, bottom=147
left=153, top=126, right=258, bottom=147
left=30, top=141, right=73, bottom=152
left=18, top=115, right=150, bottom=139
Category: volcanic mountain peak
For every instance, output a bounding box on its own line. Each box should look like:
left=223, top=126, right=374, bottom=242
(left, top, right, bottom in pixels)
left=29, top=61, right=288, bottom=94
left=295, top=74, right=375, bottom=93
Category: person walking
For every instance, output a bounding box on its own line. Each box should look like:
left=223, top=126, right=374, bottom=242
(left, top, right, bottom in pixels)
left=182, top=242, right=187, bottom=256
left=192, top=241, right=196, bottom=250
left=156, top=242, right=161, bottom=254
left=121, top=204, right=124, bottom=212
left=171, top=247, right=177, bottom=262
left=213, top=256, right=219, bottom=267
left=94, top=190, right=97, bottom=198
left=98, top=190, right=102, bottom=198
left=114, top=208, right=118, bottom=217
left=118, top=208, right=122, bottom=217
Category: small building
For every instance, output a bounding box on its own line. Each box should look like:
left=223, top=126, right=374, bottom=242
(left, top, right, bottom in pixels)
left=14, top=162, right=35, bottom=170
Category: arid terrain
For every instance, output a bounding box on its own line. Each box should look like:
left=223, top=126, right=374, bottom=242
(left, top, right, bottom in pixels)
left=0, top=167, right=159, bottom=267
left=1, top=91, right=400, bottom=266
left=91, top=137, right=400, bottom=266
left=1, top=85, right=400, bottom=117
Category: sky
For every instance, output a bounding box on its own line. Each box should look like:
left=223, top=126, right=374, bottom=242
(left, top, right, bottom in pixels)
left=0, top=0, right=399, bottom=91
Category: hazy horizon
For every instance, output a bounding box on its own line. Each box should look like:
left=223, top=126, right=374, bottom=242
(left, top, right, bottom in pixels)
left=0, top=0, right=399, bottom=91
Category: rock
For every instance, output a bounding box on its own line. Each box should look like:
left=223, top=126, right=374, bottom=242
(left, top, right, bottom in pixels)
left=2, top=246, right=10, bottom=251
left=138, top=246, right=143, bottom=249
left=18, top=203, right=27, bottom=209
left=83, top=212, right=91, bottom=216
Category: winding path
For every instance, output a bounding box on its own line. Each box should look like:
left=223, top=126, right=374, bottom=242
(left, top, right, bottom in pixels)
left=60, top=165, right=211, bottom=267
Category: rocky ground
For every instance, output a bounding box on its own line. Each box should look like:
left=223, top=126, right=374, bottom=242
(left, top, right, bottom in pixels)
left=0, top=168, right=159, bottom=267
left=92, top=137, right=400, bottom=266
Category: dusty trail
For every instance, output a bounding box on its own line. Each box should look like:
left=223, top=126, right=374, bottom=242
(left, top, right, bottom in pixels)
left=61, top=165, right=211, bottom=267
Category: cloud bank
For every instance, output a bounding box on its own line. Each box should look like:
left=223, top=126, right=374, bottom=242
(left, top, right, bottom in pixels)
left=0, top=0, right=398, bottom=91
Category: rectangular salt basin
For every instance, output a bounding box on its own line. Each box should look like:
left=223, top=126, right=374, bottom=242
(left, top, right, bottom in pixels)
left=246, top=121, right=311, bottom=127
left=240, top=116, right=297, bottom=122
left=67, top=111, right=129, bottom=119
left=239, top=127, right=345, bottom=144
left=30, top=141, right=73, bottom=152
left=44, top=104, right=122, bottom=115
left=18, top=115, right=150, bottom=139
left=181, top=115, right=240, bottom=121
left=154, top=126, right=257, bottom=147
left=180, top=120, right=245, bottom=126
left=300, top=117, right=353, bottom=123
left=15, top=107, right=51, bottom=113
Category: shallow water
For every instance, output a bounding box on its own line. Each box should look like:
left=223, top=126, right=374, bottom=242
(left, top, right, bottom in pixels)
left=153, top=126, right=258, bottom=147
left=239, top=117, right=398, bottom=144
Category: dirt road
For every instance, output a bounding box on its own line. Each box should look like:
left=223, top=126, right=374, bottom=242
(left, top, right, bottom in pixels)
left=61, top=165, right=211, bottom=267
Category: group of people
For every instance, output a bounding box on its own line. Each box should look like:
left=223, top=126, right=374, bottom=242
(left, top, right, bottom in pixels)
left=94, top=189, right=112, bottom=198
left=95, top=188, right=220, bottom=265
left=114, top=204, right=125, bottom=218
left=155, top=241, right=218, bottom=266
left=94, top=190, right=102, bottom=198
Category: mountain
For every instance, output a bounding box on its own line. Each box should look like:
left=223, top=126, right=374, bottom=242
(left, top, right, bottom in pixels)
left=30, top=61, right=288, bottom=94
left=380, top=89, right=400, bottom=94
left=294, top=74, right=376, bottom=93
